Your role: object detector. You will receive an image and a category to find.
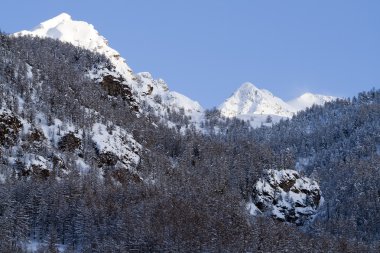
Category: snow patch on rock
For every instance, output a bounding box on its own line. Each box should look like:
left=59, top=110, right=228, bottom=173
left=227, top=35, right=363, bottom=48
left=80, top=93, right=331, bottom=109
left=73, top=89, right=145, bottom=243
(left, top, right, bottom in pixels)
left=91, top=123, right=141, bottom=170
left=34, top=113, right=82, bottom=148
left=23, top=154, right=48, bottom=170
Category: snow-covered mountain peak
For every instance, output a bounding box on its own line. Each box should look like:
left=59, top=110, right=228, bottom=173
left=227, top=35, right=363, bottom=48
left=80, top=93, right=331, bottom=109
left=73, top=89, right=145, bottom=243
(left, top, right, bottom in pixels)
left=14, top=13, right=134, bottom=81
left=288, top=92, right=337, bottom=111
left=238, top=82, right=260, bottom=91
left=16, top=13, right=106, bottom=50
left=300, top=92, right=316, bottom=98
left=218, top=82, right=338, bottom=127
left=219, top=82, right=295, bottom=119
left=14, top=13, right=205, bottom=124
left=234, top=82, right=273, bottom=98
left=39, top=12, right=72, bottom=27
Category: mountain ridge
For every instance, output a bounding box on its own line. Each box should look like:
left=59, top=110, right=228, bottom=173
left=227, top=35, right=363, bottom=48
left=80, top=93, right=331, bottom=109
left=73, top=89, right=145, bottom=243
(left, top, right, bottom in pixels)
left=15, top=13, right=337, bottom=127
left=14, top=13, right=205, bottom=124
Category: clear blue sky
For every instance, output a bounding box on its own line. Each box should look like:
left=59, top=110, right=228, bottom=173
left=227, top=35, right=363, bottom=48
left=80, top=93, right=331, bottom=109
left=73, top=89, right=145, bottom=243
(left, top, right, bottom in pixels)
left=1, top=0, right=379, bottom=108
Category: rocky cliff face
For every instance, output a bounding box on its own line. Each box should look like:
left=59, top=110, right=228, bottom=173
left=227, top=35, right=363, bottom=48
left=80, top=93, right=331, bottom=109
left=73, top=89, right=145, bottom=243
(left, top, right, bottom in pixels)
left=248, top=169, right=321, bottom=225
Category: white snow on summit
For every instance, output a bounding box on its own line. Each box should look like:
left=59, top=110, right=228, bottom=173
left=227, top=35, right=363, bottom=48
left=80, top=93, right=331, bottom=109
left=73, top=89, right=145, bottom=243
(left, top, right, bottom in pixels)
left=219, top=82, right=295, bottom=118
left=287, top=92, right=337, bottom=111
left=219, top=83, right=296, bottom=127
left=14, top=13, right=134, bottom=82
left=219, top=83, right=338, bottom=127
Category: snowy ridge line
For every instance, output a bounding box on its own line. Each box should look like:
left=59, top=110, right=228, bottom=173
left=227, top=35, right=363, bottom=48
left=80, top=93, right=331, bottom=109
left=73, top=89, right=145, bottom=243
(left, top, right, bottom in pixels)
left=14, top=13, right=337, bottom=128
left=13, top=13, right=205, bottom=126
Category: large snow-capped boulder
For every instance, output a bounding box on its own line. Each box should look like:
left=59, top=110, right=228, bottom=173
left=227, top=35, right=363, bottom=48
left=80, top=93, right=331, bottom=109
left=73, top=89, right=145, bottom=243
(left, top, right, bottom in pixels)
left=249, top=169, right=321, bottom=225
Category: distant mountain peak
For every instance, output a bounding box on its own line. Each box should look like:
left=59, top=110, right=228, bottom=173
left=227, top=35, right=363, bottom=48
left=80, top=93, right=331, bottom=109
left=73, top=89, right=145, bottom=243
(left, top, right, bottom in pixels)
left=288, top=92, right=337, bottom=111
left=219, top=83, right=338, bottom=127
left=300, top=92, right=315, bottom=97
left=219, top=82, right=295, bottom=120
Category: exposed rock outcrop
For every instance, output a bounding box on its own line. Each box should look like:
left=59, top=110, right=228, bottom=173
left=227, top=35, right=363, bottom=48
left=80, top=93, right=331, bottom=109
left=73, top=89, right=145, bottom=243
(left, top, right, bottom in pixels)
left=28, top=129, right=45, bottom=143
left=100, top=74, right=139, bottom=111
left=58, top=132, right=82, bottom=152
left=249, top=169, right=321, bottom=225
left=98, top=151, right=119, bottom=167
left=18, top=155, right=50, bottom=179
left=0, top=109, right=22, bottom=147
left=91, top=123, right=141, bottom=170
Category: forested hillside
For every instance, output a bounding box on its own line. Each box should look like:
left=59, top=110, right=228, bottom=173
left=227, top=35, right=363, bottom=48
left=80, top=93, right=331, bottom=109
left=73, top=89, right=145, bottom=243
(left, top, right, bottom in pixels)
left=0, top=33, right=379, bottom=252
